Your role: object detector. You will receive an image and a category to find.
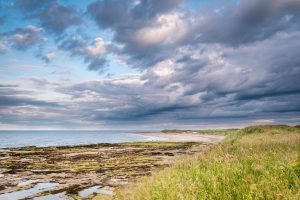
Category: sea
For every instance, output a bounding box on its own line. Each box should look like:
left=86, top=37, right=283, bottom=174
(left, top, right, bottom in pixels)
left=0, top=130, right=160, bottom=148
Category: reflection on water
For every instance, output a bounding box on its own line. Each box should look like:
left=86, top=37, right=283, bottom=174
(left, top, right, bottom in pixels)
left=79, top=185, right=114, bottom=198
left=79, top=186, right=101, bottom=198
left=0, top=183, right=58, bottom=200
left=17, top=180, right=39, bottom=187
left=33, top=192, right=74, bottom=200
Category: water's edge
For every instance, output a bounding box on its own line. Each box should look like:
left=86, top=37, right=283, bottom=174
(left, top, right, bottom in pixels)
left=0, top=130, right=161, bottom=149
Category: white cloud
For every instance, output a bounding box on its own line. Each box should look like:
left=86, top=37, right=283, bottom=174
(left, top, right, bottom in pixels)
left=253, top=119, right=275, bottom=123
left=0, top=42, right=9, bottom=53
left=85, top=37, right=106, bottom=57
left=150, top=59, right=176, bottom=77
left=135, top=12, right=188, bottom=46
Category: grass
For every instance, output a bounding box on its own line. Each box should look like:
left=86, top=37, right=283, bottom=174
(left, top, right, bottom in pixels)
left=115, top=125, right=300, bottom=200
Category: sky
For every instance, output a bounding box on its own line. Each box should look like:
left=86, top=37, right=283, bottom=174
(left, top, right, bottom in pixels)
left=0, top=0, right=300, bottom=130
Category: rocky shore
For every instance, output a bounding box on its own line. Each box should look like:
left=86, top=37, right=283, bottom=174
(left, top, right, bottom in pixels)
left=0, top=141, right=215, bottom=199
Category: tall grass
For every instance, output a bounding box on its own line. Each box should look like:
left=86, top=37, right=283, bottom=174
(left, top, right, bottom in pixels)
left=116, top=126, right=300, bottom=200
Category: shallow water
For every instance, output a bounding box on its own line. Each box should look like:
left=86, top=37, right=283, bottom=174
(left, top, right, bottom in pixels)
left=79, top=186, right=101, bottom=198
left=33, top=192, right=74, bottom=200
left=0, top=130, right=160, bottom=148
left=0, top=183, right=59, bottom=200
left=17, top=180, right=39, bottom=187
left=79, top=185, right=114, bottom=197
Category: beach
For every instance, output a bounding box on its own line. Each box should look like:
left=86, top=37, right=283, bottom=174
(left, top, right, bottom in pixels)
left=136, top=132, right=226, bottom=143
left=0, top=132, right=225, bottom=199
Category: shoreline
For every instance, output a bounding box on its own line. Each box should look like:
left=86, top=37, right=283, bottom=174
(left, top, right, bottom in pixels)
left=0, top=130, right=162, bottom=149
left=0, top=139, right=218, bottom=199
left=0, top=131, right=225, bottom=150
left=134, top=131, right=226, bottom=143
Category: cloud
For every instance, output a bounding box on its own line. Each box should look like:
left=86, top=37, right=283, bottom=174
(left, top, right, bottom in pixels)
left=59, top=35, right=108, bottom=72
left=87, top=58, right=107, bottom=72
left=0, top=81, right=72, bottom=127
left=191, top=0, right=300, bottom=46
left=1, top=0, right=300, bottom=128
left=0, top=25, right=45, bottom=50
left=87, top=0, right=185, bottom=67
left=0, top=95, right=57, bottom=107
left=0, top=84, right=18, bottom=88
left=0, top=42, right=9, bottom=53
left=85, top=38, right=106, bottom=56
left=135, top=12, right=188, bottom=46
left=0, top=85, right=58, bottom=107
left=15, top=0, right=82, bottom=34
left=87, top=0, right=130, bottom=29
left=53, top=22, right=300, bottom=123
left=12, top=25, right=44, bottom=50
left=84, top=0, right=300, bottom=118
left=87, top=0, right=300, bottom=70
left=41, top=52, right=55, bottom=63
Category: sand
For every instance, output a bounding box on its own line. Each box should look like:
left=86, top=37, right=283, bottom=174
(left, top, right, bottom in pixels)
left=137, top=132, right=226, bottom=143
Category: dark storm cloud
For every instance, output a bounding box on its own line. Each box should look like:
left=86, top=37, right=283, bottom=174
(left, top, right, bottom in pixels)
left=15, top=0, right=82, bottom=34
left=87, top=0, right=130, bottom=29
left=87, top=0, right=300, bottom=68
left=1, top=0, right=300, bottom=128
left=55, top=29, right=300, bottom=122
left=56, top=78, right=197, bottom=121
left=87, top=0, right=300, bottom=120
left=88, top=0, right=183, bottom=29
left=55, top=71, right=299, bottom=123
left=175, top=32, right=300, bottom=104
left=193, top=0, right=300, bottom=46
left=54, top=1, right=300, bottom=124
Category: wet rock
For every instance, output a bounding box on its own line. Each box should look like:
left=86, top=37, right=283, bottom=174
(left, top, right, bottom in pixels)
left=164, top=152, right=174, bottom=156
left=31, top=169, right=71, bottom=174
left=150, top=152, right=162, bottom=156
left=0, top=142, right=213, bottom=197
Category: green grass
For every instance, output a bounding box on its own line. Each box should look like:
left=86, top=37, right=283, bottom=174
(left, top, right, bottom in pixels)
left=116, top=125, right=300, bottom=200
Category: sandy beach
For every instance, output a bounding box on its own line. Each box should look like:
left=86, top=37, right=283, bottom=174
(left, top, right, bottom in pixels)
left=136, top=132, right=226, bottom=143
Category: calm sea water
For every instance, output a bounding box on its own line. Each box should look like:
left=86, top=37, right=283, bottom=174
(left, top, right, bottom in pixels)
left=0, top=130, right=160, bottom=148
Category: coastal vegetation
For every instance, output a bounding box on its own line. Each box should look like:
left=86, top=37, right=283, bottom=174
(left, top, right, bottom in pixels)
left=115, top=125, right=300, bottom=199
left=1, top=125, right=299, bottom=199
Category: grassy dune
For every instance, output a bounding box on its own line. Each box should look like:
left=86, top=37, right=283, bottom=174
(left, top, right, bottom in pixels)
left=115, top=125, right=300, bottom=200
